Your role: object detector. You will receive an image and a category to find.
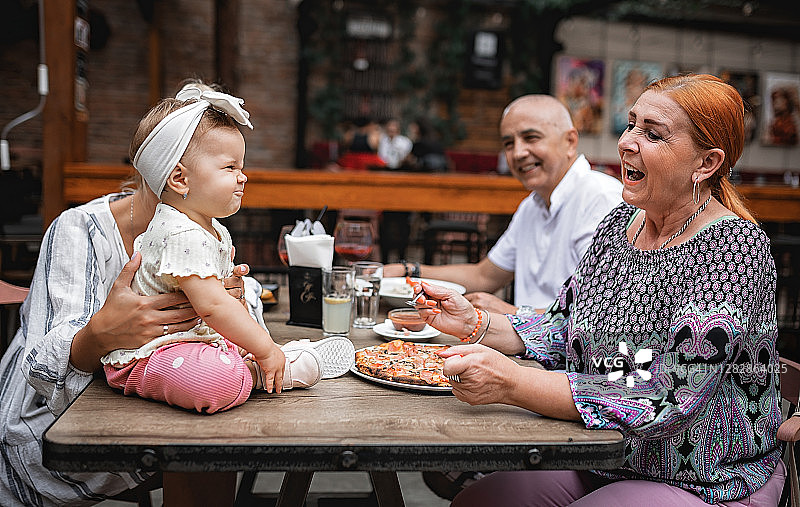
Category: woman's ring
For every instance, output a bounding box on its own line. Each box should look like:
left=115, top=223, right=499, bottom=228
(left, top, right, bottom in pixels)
left=447, top=374, right=461, bottom=384
left=162, top=324, right=169, bottom=336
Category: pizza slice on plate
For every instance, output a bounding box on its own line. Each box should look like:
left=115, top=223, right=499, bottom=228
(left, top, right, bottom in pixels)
left=354, top=339, right=451, bottom=387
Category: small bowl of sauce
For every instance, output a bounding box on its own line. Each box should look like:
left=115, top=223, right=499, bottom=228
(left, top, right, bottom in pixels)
left=388, top=309, right=426, bottom=332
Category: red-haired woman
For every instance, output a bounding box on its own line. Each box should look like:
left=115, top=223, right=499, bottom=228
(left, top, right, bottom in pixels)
left=413, top=74, right=784, bottom=506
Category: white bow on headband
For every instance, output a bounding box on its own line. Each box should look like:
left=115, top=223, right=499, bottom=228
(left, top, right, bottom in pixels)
left=133, top=85, right=254, bottom=197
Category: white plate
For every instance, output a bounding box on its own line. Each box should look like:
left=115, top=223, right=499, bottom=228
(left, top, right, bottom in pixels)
left=372, top=320, right=440, bottom=342
left=350, top=344, right=452, bottom=392
left=350, top=366, right=452, bottom=392
left=380, top=277, right=467, bottom=308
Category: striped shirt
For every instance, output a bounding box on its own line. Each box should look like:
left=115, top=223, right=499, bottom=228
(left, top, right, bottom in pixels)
left=0, top=193, right=264, bottom=506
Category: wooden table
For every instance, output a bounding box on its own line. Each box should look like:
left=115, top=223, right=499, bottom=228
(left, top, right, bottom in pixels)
left=42, top=292, right=624, bottom=507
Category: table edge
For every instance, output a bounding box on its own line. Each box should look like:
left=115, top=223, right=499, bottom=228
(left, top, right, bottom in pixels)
left=42, top=439, right=625, bottom=473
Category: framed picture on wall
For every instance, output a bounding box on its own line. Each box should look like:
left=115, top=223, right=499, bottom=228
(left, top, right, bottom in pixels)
left=610, top=60, right=663, bottom=135
left=719, top=70, right=760, bottom=144
left=554, top=56, right=605, bottom=134
left=762, top=72, right=800, bottom=147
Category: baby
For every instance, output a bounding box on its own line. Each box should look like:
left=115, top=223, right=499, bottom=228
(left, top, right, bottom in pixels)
left=102, top=82, right=353, bottom=413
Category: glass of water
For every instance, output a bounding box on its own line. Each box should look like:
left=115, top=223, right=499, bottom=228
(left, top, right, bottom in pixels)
left=353, top=261, right=383, bottom=328
left=322, top=266, right=355, bottom=336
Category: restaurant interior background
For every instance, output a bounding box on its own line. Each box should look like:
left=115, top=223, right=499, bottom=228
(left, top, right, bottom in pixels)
left=1, top=0, right=799, bottom=356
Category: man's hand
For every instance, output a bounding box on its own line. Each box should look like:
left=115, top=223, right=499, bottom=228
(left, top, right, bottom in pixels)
left=465, top=292, right=517, bottom=314
left=382, top=263, right=406, bottom=278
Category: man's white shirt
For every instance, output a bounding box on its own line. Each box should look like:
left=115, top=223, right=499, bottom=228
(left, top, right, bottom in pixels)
left=378, top=134, right=413, bottom=169
left=487, top=155, right=623, bottom=309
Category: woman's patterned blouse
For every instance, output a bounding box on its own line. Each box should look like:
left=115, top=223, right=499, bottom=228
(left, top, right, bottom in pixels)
left=510, top=202, right=782, bottom=504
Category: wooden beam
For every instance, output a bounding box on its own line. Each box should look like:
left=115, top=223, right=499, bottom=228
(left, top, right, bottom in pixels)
left=43, top=0, right=86, bottom=228
left=215, top=0, right=239, bottom=91
left=62, top=164, right=530, bottom=214
left=61, top=163, right=800, bottom=223
left=738, top=185, right=800, bottom=223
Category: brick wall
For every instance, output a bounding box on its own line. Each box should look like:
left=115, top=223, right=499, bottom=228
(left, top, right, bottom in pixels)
left=0, top=0, right=298, bottom=172
left=237, top=0, right=299, bottom=167
left=84, top=0, right=151, bottom=164
left=1, top=3, right=798, bottom=175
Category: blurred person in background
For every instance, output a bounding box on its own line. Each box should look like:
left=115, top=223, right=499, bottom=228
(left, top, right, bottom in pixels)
left=378, top=118, right=413, bottom=170
left=378, top=118, right=415, bottom=263
left=337, top=116, right=386, bottom=171
left=402, top=117, right=450, bottom=172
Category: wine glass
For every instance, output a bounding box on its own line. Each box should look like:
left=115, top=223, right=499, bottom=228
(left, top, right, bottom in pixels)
left=276, top=225, right=294, bottom=266
left=334, top=220, right=374, bottom=263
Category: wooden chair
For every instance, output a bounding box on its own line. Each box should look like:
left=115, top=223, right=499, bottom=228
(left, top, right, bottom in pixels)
left=423, top=212, right=488, bottom=265
left=778, top=357, right=800, bottom=507
left=0, top=279, right=29, bottom=355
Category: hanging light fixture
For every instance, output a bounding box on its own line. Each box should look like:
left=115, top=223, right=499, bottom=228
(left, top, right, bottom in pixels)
left=1, top=0, right=48, bottom=171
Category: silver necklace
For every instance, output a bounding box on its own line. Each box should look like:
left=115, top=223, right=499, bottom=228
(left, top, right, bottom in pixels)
left=632, top=195, right=712, bottom=249
left=130, top=194, right=135, bottom=239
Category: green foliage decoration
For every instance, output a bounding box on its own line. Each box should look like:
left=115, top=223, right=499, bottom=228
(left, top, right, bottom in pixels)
left=306, top=1, right=346, bottom=141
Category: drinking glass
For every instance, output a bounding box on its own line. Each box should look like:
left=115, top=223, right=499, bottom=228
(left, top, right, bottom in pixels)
left=276, top=225, right=294, bottom=266
left=334, top=220, right=374, bottom=263
left=353, top=261, right=382, bottom=329
left=322, top=266, right=355, bottom=336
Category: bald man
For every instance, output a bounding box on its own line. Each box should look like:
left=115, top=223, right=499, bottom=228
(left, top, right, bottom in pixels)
left=386, top=95, right=622, bottom=316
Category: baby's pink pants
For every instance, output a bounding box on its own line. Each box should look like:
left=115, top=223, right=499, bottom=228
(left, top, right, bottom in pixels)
left=104, top=339, right=253, bottom=413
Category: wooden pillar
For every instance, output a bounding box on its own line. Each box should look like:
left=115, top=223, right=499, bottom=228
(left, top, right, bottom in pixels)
left=134, top=0, right=161, bottom=105
left=42, top=0, right=87, bottom=227
left=148, top=15, right=161, bottom=106
left=162, top=472, right=236, bottom=507
left=215, top=0, right=239, bottom=91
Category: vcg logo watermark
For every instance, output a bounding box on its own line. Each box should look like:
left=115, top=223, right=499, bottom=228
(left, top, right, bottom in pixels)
left=591, top=341, right=653, bottom=387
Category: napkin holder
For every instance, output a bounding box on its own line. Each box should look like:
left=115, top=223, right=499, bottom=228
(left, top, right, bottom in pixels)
left=287, top=265, right=322, bottom=328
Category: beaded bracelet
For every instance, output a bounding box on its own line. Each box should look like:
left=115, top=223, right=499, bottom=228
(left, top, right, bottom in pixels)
left=473, top=310, right=491, bottom=345
left=461, top=308, right=483, bottom=342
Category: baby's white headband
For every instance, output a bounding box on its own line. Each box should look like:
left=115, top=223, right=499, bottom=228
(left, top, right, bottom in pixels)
left=133, top=85, right=254, bottom=197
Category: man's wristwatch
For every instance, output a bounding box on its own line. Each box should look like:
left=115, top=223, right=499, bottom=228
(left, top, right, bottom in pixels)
left=400, top=260, right=421, bottom=278
left=516, top=305, right=536, bottom=318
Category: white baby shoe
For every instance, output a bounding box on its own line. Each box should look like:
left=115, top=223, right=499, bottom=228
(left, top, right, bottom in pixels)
left=282, top=346, right=323, bottom=390
left=282, top=336, right=355, bottom=379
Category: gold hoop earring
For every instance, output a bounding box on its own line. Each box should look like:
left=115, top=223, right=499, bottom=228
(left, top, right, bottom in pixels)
left=692, top=177, right=699, bottom=205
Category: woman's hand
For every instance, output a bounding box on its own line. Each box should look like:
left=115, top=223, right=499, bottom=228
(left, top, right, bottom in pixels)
left=413, top=281, right=479, bottom=339
left=71, top=252, right=200, bottom=372
left=224, top=247, right=248, bottom=307
left=438, top=344, right=521, bottom=406
left=439, top=344, right=582, bottom=420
